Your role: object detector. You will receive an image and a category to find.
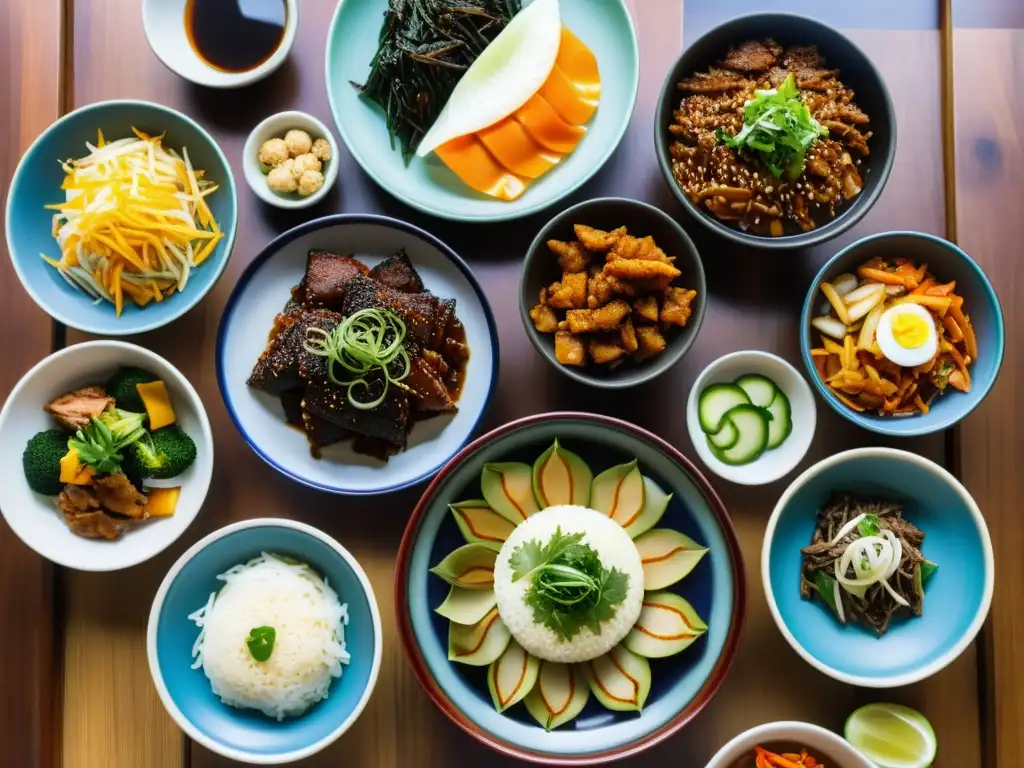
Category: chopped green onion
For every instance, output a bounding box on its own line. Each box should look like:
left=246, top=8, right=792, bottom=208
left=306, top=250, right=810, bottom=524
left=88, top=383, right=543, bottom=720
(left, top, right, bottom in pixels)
left=303, top=308, right=411, bottom=410
left=246, top=625, right=276, bottom=662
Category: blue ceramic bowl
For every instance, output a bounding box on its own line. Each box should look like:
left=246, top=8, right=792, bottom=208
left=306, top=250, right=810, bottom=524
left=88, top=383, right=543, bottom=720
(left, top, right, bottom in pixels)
left=395, top=413, right=745, bottom=764
left=5, top=100, right=237, bottom=335
left=763, top=448, right=993, bottom=688
left=147, top=519, right=382, bottom=764
left=801, top=231, right=1004, bottom=436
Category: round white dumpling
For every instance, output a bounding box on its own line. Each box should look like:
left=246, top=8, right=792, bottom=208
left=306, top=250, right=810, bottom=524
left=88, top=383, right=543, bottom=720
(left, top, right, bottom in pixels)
left=875, top=304, right=938, bottom=367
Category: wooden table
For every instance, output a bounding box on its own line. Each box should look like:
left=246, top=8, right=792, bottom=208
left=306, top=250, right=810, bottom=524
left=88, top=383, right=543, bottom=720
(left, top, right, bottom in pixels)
left=1, top=0, right=1019, bottom=766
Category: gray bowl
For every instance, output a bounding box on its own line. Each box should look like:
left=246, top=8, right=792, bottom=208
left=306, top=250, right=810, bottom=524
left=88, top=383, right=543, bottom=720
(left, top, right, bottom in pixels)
left=519, top=197, right=706, bottom=389
left=653, top=13, right=897, bottom=250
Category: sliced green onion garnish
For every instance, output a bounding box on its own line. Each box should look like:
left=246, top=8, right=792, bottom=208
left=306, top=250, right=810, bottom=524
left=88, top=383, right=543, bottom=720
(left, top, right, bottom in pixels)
left=303, top=308, right=411, bottom=410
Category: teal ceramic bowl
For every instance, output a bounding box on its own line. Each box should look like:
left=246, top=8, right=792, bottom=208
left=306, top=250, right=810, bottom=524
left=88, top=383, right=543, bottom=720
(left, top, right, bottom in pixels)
left=325, top=0, right=639, bottom=222
left=763, top=448, right=993, bottom=688
left=395, top=413, right=745, bottom=764
left=147, top=519, right=382, bottom=764
left=801, top=231, right=1004, bottom=436
left=5, top=100, right=237, bottom=335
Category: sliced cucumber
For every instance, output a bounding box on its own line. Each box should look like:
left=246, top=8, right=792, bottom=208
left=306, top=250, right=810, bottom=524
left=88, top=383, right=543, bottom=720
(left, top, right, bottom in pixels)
left=765, top=388, right=793, bottom=450
left=733, top=374, right=779, bottom=409
left=697, top=383, right=750, bottom=434
left=707, top=404, right=770, bottom=465
left=707, top=418, right=739, bottom=450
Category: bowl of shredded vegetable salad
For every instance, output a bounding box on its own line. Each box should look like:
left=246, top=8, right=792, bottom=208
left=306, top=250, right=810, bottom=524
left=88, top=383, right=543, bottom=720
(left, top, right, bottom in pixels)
left=5, top=99, right=237, bottom=335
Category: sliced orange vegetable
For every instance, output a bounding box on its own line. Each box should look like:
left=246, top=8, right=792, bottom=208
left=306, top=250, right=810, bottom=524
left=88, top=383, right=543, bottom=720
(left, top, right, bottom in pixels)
left=145, top=487, right=181, bottom=518
left=136, top=380, right=176, bottom=430
left=538, top=64, right=599, bottom=125
left=554, top=27, right=600, bottom=95
left=476, top=118, right=563, bottom=179
left=513, top=94, right=587, bottom=154
left=434, top=136, right=527, bottom=202
left=59, top=449, right=95, bottom=485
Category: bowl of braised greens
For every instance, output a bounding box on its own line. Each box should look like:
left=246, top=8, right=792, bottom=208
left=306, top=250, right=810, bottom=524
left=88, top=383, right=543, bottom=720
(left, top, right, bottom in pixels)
left=0, top=340, right=213, bottom=571
left=762, top=447, right=993, bottom=688
left=654, top=13, right=895, bottom=248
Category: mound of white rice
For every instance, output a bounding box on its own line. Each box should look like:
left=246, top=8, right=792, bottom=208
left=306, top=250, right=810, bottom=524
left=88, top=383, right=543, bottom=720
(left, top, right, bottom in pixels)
left=493, top=505, right=644, bottom=664
left=189, top=552, right=350, bottom=721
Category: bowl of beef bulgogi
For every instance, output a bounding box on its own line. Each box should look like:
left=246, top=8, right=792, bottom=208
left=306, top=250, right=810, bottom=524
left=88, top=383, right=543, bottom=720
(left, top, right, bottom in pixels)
left=0, top=340, right=213, bottom=571
left=654, top=13, right=895, bottom=249
left=217, top=214, right=498, bottom=495
left=762, top=447, right=993, bottom=688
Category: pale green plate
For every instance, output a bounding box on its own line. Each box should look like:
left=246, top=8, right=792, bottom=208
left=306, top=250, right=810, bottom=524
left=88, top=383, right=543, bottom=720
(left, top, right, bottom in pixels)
left=325, top=0, right=639, bottom=222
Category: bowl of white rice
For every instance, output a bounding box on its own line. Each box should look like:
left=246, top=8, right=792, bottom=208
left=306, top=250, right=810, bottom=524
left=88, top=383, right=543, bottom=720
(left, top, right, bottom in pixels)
left=147, top=518, right=382, bottom=764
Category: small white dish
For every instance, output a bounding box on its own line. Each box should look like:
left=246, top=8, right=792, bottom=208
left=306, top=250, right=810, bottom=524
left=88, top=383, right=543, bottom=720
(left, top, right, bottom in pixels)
left=0, top=341, right=213, bottom=571
left=243, top=111, right=340, bottom=210
left=216, top=214, right=499, bottom=495
left=142, top=0, right=298, bottom=89
left=705, top=721, right=873, bottom=768
left=686, top=350, right=816, bottom=486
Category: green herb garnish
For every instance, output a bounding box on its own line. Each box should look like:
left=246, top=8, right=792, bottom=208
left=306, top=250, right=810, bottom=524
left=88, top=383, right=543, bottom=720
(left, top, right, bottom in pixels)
left=857, top=514, right=881, bottom=538
left=510, top=526, right=629, bottom=642
left=716, top=73, right=828, bottom=179
left=68, top=409, right=148, bottom=474
left=354, top=0, right=521, bottom=161
left=246, top=626, right=276, bottom=662
left=934, top=358, right=956, bottom=391
left=303, top=308, right=412, bottom=410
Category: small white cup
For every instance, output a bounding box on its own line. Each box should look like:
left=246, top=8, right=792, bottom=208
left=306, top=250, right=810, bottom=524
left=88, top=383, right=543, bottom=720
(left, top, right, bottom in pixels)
left=143, top=0, right=299, bottom=88
left=242, top=110, right=340, bottom=209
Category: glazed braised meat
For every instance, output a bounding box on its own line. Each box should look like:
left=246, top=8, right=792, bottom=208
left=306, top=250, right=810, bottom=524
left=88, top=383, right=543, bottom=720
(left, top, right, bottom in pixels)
left=248, top=248, right=470, bottom=460
left=56, top=483, right=134, bottom=540
left=44, top=387, right=115, bottom=430
left=669, top=38, right=871, bottom=236
left=93, top=473, right=148, bottom=519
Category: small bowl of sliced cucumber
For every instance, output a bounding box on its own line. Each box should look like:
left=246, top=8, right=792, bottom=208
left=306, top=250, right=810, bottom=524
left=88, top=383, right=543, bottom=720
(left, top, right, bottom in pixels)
left=687, top=351, right=816, bottom=485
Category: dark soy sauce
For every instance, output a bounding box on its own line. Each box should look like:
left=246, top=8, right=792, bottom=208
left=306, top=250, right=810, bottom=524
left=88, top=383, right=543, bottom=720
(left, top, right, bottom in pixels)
left=185, top=0, right=287, bottom=73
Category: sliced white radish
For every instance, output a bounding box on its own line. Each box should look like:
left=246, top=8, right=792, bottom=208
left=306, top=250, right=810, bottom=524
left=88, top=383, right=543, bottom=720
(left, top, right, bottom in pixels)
left=842, top=282, right=885, bottom=305
left=811, top=315, right=848, bottom=341
left=416, top=0, right=563, bottom=157
left=832, top=273, right=860, bottom=296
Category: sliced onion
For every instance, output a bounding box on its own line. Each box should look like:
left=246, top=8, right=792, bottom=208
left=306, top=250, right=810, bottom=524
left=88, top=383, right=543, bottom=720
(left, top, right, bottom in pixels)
left=828, top=513, right=867, bottom=546
left=880, top=578, right=911, bottom=607
left=832, top=273, right=859, bottom=297
left=833, top=578, right=846, bottom=623
left=882, top=531, right=903, bottom=580
left=835, top=536, right=893, bottom=588
left=843, top=282, right=885, bottom=305
left=812, top=315, right=849, bottom=341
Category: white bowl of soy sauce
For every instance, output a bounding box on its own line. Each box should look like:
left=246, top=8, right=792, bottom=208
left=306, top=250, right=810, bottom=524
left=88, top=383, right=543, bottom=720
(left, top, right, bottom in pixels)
left=143, top=0, right=299, bottom=89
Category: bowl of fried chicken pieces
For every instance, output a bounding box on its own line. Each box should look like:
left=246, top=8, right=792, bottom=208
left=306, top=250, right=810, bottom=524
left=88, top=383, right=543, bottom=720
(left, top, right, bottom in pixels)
left=520, top=197, right=706, bottom=388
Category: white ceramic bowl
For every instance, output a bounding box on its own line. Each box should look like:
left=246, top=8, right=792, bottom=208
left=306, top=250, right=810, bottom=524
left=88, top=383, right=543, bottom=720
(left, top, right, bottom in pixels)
left=242, top=111, right=340, bottom=210
left=0, top=341, right=213, bottom=571
left=705, top=721, right=874, bottom=768
left=143, top=0, right=298, bottom=88
left=686, top=351, right=816, bottom=485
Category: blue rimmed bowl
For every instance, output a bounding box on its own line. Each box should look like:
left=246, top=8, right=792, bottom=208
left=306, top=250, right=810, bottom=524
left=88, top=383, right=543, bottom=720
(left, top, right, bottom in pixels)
left=216, top=214, right=499, bottom=495
left=763, top=447, right=994, bottom=688
left=5, top=99, right=237, bottom=335
left=147, top=518, right=382, bottom=764
left=395, top=413, right=745, bottom=764
left=800, top=231, right=1004, bottom=436
left=325, top=0, right=639, bottom=222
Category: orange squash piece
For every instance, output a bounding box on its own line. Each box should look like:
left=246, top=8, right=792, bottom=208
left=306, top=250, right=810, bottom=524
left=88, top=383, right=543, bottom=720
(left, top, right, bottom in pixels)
left=513, top=94, right=587, bottom=154
left=554, top=27, right=601, bottom=96
left=434, top=135, right=527, bottom=201
left=477, top=118, right=563, bottom=179
left=538, top=64, right=600, bottom=126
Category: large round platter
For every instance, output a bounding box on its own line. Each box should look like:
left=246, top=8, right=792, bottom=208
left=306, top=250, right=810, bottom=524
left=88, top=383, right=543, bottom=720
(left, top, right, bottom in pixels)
left=325, top=0, right=640, bottom=222
left=395, top=413, right=745, bottom=763
left=217, top=214, right=498, bottom=495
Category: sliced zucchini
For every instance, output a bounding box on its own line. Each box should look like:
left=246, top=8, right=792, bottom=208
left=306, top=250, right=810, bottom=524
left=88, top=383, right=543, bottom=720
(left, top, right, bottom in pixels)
left=697, top=383, right=750, bottom=434
left=707, top=417, right=739, bottom=450
left=765, top=388, right=793, bottom=450
left=733, top=374, right=779, bottom=409
left=707, top=404, right=770, bottom=465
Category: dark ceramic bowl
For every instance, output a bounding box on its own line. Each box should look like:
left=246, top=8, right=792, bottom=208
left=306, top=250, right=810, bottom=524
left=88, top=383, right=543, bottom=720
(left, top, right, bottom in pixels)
left=519, top=198, right=706, bottom=388
left=800, top=231, right=1004, bottom=436
left=653, top=13, right=896, bottom=250
left=395, top=413, right=745, bottom=764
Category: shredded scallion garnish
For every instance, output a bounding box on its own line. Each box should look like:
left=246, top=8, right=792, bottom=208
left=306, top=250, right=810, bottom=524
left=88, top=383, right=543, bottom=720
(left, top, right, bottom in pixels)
left=303, top=308, right=411, bottom=410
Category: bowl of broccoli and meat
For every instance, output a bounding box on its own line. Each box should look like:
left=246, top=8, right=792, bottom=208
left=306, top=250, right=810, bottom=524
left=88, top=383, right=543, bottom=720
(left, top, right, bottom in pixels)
left=0, top=341, right=213, bottom=571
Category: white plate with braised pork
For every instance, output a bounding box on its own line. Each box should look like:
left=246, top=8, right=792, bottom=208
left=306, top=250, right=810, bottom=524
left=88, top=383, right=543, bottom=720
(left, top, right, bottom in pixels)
left=217, top=214, right=499, bottom=495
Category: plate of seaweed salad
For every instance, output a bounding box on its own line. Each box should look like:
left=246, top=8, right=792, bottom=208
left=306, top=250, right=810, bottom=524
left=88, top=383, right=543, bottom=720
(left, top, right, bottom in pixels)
left=326, top=0, right=639, bottom=222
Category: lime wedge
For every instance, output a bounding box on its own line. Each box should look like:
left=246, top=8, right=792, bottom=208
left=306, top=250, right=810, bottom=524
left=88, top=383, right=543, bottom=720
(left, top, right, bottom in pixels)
left=845, top=703, right=937, bottom=768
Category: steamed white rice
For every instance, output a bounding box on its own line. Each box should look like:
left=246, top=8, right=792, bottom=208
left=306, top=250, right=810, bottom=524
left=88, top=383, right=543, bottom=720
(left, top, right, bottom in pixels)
left=189, top=552, right=350, bottom=721
left=493, top=505, right=644, bottom=664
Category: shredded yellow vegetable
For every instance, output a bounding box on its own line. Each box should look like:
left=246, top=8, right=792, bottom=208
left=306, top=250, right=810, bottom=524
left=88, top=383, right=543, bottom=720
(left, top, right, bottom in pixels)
left=43, top=127, right=224, bottom=315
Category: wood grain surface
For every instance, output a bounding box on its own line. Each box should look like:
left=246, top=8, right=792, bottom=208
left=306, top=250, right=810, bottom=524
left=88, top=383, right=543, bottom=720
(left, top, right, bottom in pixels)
left=1, top=0, right=1018, bottom=765
left=0, top=2, right=64, bottom=767
left=950, top=26, right=1023, bottom=768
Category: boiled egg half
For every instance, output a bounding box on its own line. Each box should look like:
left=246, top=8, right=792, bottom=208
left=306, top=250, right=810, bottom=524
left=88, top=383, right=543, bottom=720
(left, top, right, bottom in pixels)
left=875, top=304, right=938, bottom=367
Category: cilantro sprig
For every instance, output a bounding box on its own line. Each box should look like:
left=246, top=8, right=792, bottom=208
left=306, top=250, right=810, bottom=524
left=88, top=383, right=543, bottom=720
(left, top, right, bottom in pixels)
left=716, top=73, right=828, bottom=179
left=509, top=527, right=629, bottom=642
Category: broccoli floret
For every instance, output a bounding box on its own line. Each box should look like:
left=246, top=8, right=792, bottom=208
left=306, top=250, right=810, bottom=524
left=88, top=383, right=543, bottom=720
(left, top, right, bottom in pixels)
left=105, top=366, right=157, bottom=413
left=130, top=426, right=197, bottom=479
left=23, top=429, right=69, bottom=495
